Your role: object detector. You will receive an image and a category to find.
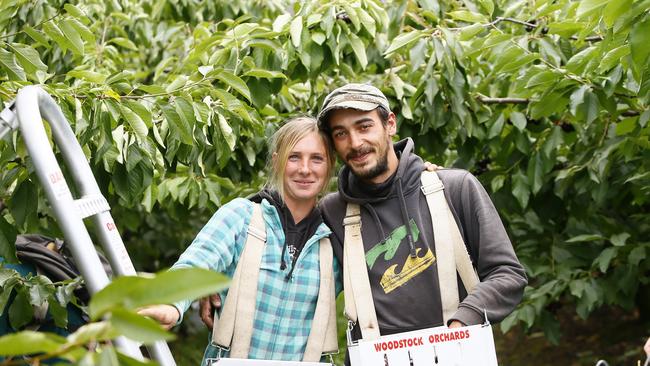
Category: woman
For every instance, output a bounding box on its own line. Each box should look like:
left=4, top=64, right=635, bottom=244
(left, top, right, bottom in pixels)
left=140, top=117, right=340, bottom=363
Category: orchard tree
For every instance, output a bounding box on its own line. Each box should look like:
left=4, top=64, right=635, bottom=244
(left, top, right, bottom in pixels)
left=0, top=0, right=648, bottom=362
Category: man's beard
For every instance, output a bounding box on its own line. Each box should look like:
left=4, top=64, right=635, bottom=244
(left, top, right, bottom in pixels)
left=346, top=145, right=389, bottom=181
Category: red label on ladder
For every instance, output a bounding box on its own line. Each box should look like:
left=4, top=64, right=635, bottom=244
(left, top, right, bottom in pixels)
left=48, top=169, right=72, bottom=200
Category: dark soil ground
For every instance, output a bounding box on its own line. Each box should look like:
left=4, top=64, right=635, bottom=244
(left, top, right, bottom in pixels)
left=495, top=306, right=649, bottom=366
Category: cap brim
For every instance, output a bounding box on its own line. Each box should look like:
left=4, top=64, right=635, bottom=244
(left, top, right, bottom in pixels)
left=317, top=100, right=379, bottom=122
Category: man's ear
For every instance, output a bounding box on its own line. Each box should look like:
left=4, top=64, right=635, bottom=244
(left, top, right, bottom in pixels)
left=386, top=112, right=397, bottom=136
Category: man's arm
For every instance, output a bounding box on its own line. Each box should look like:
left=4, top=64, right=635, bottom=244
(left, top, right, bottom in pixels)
left=442, top=170, right=528, bottom=326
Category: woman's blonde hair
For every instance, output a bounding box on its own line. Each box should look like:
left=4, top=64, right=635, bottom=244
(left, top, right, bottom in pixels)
left=265, top=116, right=336, bottom=202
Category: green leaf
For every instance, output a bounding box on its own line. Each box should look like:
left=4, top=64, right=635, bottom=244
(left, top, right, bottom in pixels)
left=67, top=321, right=120, bottom=344
left=290, top=16, right=303, bottom=48
left=0, top=331, right=66, bottom=356
left=610, top=233, right=630, bottom=247
left=597, top=45, right=630, bottom=73
left=459, top=23, right=484, bottom=41
left=491, top=175, right=505, bottom=192
left=357, top=7, right=376, bottom=37
left=594, top=247, right=617, bottom=273
left=488, top=114, right=504, bottom=138
left=10, top=180, right=36, bottom=231
left=42, top=21, right=71, bottom=53
left=23, top=26, right=50, bottom=47
left=384, top=30, right=424, bottom=55
left=64, top=3, right=87, bottom=20
left=630, top=15, right=650, bottom=78
left=0, top=216, right=18, bottom=263
left=89, top=268, right=229, bottom=319
left=243, top=69, right=286, bottom=79
left=510, top=111, right=527, bottom=131
left=603, top=0, right=633, bottom=27
left=120, top=105, right=148, bottom=142
left=447, top=10, right=488, bottom=23
left=9, top=43, right=48, bottom=74
left=525, top=70, right=558, bottom=89
left=566, top=234, right=605, bottom=243
left=348, top=33, right=368, bottom=69
left=110, top=308, right=174, bottom=344
left=161, top=104, right=193, bottom=145
left=512, top=170, right=530, bottom=209
left=628, top=246, right=647, bottom=266
left=67, top=70, right=107, bottom=83
left=272, top=13, right=291, bottom=33
left=0, top=48, right=26, bottom=81
left=215, top=70, right=251, bottom=102
left=478, top=0, right=495, bottom=16
left=217, top=112, right=236, bottom=151
left=59, top=18, right=85, bottom=55
left=616, top=117, right=638, bottom=135
left=110, top=37, right=138, bottom=51
left=174, top=97, right=197, bottom=136
left=576, top=0, right=609, bottom=18
left=9, top=288, right=33, bottom=329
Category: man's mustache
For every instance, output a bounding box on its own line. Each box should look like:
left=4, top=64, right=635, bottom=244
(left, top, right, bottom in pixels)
left=346, top=146, right=375, bottom=161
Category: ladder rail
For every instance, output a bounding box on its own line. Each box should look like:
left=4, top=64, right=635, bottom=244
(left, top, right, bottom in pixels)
left=11, top=86, right=176, bottom=365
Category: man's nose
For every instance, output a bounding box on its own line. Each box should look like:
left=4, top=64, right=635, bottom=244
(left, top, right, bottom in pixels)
left=349, top=131, right=363, bottom=148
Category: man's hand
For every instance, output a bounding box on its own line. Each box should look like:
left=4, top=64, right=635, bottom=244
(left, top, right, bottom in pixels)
left=424, top=162, right=442, bottom=172
left=448, top=320, right=465, bottom=328
left=138, top=304, right=180, bottom=330
left=644, top=337, right=650, bottom=357
left=199, top=294, right=222, bottom=329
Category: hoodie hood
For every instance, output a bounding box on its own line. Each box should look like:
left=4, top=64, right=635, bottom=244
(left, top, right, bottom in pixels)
left=337, top=138, right=424, bottom=257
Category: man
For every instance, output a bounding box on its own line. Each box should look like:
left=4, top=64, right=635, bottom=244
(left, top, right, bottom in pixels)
left=316, top=83, right=527, bottom=343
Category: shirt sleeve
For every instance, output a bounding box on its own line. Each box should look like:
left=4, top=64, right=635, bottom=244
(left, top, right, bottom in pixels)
left=446, top=171, right=528, bottom=326
left=171, top=198, right=253, bottom=321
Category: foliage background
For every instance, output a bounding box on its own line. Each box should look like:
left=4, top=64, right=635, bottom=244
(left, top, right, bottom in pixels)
left=0, top=0, right=649, bottom=364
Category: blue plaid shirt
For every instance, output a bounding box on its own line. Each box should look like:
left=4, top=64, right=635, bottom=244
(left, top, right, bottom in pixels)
left=172, top=197, right=341, bottom=363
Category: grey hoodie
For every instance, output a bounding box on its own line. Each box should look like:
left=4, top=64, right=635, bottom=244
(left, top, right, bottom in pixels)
left=320, top=138, right=527, bottom=337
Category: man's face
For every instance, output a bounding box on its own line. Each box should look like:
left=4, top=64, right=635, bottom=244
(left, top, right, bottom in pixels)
left=327, top=108, right=397, bottom=183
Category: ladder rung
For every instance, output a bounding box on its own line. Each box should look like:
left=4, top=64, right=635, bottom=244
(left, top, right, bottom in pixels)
left=74, top=194, right=110, bottom=219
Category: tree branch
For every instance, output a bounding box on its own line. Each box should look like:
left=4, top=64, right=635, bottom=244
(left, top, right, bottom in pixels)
left=476, top=95, right=529, bottom=104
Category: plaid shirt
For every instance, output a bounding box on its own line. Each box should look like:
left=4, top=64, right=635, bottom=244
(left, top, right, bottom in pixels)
left=172, top=197, right=341, bottom=362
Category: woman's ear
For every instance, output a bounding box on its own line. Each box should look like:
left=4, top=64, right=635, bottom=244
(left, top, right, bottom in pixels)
left=271, top=152, right=278, bottom=169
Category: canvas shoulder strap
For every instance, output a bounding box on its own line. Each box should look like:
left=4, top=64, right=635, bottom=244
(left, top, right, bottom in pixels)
left=212, top=203, right=338, bottom=360
left=420, top=171, right=479, bottom=324
left=212, top=203, right=266, bottom=358
left=343, top=203, right=381, bottom=340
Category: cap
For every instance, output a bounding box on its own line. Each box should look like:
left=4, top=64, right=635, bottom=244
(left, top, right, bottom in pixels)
left=317, top=83, right=390, bottom=130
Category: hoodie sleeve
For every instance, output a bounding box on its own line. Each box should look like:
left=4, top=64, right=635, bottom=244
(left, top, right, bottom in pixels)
left=170, top=198, right=253, bottom=321
left=442, top=170, right=528, bottom=326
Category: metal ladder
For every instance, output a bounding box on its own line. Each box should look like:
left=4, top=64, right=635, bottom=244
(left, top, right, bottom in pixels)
left=0, top=85, right=176, bottom=366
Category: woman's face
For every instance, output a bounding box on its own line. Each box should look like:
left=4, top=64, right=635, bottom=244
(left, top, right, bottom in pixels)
left=282, top=132, right=329, bottom=207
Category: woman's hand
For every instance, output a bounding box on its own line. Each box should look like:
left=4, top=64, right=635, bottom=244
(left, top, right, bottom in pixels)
left=424, top=162, right=443, bottom=171
left=137, top=304, right=181, bottom=330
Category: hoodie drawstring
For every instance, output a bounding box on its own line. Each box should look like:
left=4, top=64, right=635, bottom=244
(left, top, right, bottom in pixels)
left=397, top=176, right=417, bottom=258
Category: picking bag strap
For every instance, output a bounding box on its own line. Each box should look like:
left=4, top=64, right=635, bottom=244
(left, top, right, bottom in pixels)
left=420, top=171, right=479, bottom=324
left=212, top=203, right=266, bottom=358
left=343, top=203, right=381, bottom=340
left=302, top=237, right=338, bottom=361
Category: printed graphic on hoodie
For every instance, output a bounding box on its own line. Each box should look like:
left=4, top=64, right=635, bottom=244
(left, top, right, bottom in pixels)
left=366, top=219, right=436, bottom=293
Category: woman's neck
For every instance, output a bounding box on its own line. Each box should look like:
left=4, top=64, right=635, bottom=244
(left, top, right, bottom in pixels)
left=285, top=198, right=317, bottom=223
